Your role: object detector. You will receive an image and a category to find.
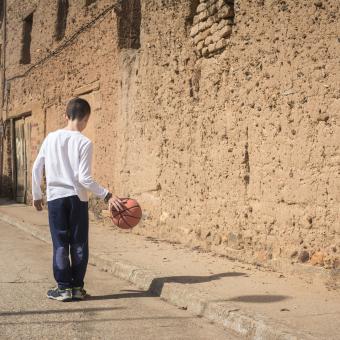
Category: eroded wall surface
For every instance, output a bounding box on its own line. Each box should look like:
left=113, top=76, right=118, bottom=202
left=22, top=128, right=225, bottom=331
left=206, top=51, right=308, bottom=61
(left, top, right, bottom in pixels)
left=2, top=0, right=339, bottom=272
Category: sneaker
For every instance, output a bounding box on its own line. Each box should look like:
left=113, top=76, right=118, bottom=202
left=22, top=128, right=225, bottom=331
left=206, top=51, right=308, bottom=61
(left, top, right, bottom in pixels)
left=47, top=287, right=72, bottom=302
left=72, top=287, right=87, bottom=300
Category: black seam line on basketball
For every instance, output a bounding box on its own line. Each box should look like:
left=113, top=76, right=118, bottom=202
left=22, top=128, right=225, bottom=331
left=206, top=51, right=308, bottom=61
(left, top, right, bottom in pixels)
left=110, top=212, right=132, bottom=228
left=110, top=208, right=140, bottom=221
left=111, top=205, right=140, bottom=214
left=120, top=214, right=133, bottom=229
left=111, top=212, right=140, bottom=222
left=111, top=212, right=139, bottom=220
left=121, top=214, right=133, bottom=229
left=114, top=214, right=123, bottom=226
left=110, top=209, right=135, bottom=217
left=110, top=211, right=120, bottom=220
left=121, top=213, right=140, bottom=220
left=117, top=215, right=122, bottom=226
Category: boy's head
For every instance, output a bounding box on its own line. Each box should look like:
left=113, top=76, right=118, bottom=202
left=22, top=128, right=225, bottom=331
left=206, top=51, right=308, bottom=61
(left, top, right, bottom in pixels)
left=65, top=97, right=91, bottom=131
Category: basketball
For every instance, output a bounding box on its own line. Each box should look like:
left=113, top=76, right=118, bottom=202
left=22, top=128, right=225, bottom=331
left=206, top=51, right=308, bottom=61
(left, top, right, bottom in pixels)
left=110, top=198, right=142, bottom=229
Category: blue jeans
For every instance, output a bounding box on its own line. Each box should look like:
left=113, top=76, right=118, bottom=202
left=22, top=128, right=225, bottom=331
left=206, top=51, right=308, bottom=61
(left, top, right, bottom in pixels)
left=47, top=195, right=89, bottom=289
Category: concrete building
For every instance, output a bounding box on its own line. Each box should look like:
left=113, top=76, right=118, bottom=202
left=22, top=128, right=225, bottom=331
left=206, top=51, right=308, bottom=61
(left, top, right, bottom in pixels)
left=0, top=0, right=339, bottom=273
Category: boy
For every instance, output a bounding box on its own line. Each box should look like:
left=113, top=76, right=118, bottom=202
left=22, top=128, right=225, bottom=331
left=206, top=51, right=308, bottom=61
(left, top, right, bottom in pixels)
left=32, top=97, right=124, bottom=302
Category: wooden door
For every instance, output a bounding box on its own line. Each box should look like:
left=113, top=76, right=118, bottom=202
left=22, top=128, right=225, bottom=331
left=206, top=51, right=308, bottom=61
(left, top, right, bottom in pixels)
left=15, top=116, right=31, bottom=203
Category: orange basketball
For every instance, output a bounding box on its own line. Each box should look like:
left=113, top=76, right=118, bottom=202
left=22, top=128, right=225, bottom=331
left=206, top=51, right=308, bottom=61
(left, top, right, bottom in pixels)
left=110, top=198, right=142, bottom=229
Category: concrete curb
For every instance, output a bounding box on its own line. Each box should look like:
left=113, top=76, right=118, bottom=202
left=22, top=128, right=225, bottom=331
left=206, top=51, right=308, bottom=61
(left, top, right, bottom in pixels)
left=0, top=211, right=316, bottom=340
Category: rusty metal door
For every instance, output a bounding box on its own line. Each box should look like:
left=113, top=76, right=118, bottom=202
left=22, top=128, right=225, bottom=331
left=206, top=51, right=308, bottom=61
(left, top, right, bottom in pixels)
left=14, top=116, right=31, bottom=203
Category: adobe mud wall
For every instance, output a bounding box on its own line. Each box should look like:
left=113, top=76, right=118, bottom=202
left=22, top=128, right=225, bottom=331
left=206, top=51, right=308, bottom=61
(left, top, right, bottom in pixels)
left=2, top=0, right=122, bottom=204
left=1, top=0, right=339, bottom=275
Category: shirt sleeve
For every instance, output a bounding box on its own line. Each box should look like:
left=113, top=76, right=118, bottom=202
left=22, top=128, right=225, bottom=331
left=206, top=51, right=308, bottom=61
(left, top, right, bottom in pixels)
left=78, top=141, right=109, bottom=199
left=31, top=137, right=47, bottom=201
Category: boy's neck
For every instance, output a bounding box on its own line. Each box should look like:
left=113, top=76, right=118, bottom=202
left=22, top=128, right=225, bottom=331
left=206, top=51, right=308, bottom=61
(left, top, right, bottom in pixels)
left=64, top=123, right=81, bottom=132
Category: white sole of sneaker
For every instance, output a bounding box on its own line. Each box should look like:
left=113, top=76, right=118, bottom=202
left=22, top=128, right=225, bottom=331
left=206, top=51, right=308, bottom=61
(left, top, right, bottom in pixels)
left=47, top=295, right=72, bottom=302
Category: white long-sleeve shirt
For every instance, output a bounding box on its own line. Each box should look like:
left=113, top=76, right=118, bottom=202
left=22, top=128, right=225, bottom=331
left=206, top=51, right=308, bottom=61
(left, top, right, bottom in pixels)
left=32, top=129, right=109, bottom=202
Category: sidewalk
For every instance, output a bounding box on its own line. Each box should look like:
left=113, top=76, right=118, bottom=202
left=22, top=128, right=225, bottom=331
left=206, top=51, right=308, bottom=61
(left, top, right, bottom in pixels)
left=0, top=199, right=339, bottom=340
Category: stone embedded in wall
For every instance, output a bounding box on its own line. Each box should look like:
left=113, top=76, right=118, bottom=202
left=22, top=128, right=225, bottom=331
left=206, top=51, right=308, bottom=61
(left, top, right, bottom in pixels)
left=190, top=0, right=234, bottom=58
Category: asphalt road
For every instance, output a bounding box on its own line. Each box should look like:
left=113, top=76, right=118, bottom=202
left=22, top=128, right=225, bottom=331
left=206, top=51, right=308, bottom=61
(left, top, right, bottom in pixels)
left=0, top=220, right=237, bottom=340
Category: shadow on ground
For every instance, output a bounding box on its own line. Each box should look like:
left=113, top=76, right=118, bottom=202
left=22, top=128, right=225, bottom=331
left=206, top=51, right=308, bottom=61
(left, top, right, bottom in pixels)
left=0, top=306, right=124, bottom=317
left=226, top=294, right=289, bottom=303
left=0, top=315, right=195, bottom=326
left=87, top=272, right=290, bottom=306
left=87, top=272, right=247, bottom=301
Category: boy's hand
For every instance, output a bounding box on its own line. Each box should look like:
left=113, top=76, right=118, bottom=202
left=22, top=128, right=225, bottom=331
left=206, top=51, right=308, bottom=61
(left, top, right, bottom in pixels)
left=108, top=196, right=125, bottom=212
left=33, top=199, right=44, bottom=211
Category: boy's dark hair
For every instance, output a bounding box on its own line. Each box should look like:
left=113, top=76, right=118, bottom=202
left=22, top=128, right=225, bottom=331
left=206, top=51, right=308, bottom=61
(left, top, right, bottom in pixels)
left=66, top=97, right=91, bottom=120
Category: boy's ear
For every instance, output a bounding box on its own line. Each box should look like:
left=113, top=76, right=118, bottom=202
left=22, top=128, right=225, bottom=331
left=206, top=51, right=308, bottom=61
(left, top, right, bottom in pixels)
left=63, top=113, right=69, bottom=122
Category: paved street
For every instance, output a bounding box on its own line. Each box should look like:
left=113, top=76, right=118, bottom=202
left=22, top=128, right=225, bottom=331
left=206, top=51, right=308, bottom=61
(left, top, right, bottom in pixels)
left=0, top=220, right=237, bottom=340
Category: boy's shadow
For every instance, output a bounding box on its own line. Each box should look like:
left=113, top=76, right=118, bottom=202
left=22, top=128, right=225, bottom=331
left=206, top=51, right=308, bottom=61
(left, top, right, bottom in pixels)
left=86, top=272, right=247, bottom=301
